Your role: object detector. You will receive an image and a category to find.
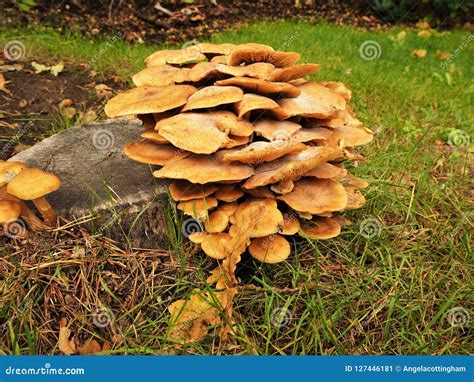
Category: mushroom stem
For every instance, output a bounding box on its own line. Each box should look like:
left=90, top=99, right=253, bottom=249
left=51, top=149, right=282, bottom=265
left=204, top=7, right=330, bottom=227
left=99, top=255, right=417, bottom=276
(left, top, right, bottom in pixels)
left=20, top=202, right=45, bottom=230
left=32, top=197, right=57, bottom=226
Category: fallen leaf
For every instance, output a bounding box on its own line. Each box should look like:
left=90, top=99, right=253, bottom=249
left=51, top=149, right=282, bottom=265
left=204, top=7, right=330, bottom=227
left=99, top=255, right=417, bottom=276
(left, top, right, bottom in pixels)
left=412, top=49, right=427, bottom=58
left=417, top=30, right=432, bottom=38
left=31, top=61, right=49, bottom=74
left=62, top=106, right=76, bottom=119
left=0, top=74, right=11, bottom=95
left=435, top=50, right=450, bottom=61
left=78, top=339, right=102, bottom=355
left=95, top=83, right=113, bottom=98
left=0, top=63, right=23, bottom=72
left=58, top=318, right=77, bottom=355
left=50, top=62, right=64, bottom=76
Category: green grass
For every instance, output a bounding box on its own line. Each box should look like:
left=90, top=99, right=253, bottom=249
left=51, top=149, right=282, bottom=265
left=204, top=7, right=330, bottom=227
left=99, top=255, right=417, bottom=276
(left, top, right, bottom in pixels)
left=0, top=21, right=472, bottom=355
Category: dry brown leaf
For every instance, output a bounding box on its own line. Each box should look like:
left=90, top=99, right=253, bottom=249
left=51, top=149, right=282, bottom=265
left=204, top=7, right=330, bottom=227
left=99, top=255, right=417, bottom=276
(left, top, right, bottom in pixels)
left=58, top=318, right=76, bottom=355
left=78, top=339, right=102, bottom=355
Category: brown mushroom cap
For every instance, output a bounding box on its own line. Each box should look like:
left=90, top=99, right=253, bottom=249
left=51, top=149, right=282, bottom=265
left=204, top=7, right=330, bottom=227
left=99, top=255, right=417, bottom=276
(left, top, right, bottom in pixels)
left=177, top=197, right=218, bottom=219
left=270, top=179, right=295, bottom=195
left=215, top=62, right=275, bottom=79
left=132, top=65, right=190, bottom=87
left=305, top=163, right=347, bottom=179
left=299, top=217, right=341, bottom=239
left=234, top=93, right=281, bottom=119
left=243, top=146, right=343, bottom=189
left=157, top=113, right=230, bottom=154
left=325, top=125, right=374, bottom=148
left=153, top=154, right=254, bottom=184
left=227, top=48, right=300, bottom=68
left=248, top=234, right=291, bottom=264
left=289, top=127, right=333, bottom=143
left=267, top=64, right=320, bottom=82
left=182, top=86, right=243, bottom=111
left=124, top=141, right=190, bottom=165
left=253, top=120, right=302, bottom=141
left=223, top=141, right=307, bottom=165
left=145, top=49, right=207, bottom=67
left=189, top=231, right=208, bottom=244
left=280, top=213, right=300, bottom=235
left=215, top=77, right=300, bottom=98
left=214, top=185, right=244, bottom=202
left=189, top=43, right=236, bottom=56
left=201, top=232, right=232, bottom=259
left=187, top=62, right=220, bottom=82
left=277, top=178, right=347, bottom=214
left=320, top=81, right=352, bottom=101
left=344, top=187, right=367, bottom=209
left=7, top=168, right=61, bottom=200
left=234, top=199, right=283, bottom=238
left=276, top=82, right=346, bottom=119
left=337, top=174, right=369, bottom=189
left=244, top=186, right=275, bottom=199
left=105, top=85, right=196, bottom=118
left=0, top=199, right=22, bottom=224
left=204, top=210, right=229, bottom=233
left=206, top=111, right=254, bottom=137
left=223, top=135, right=251, bottom=149
left=210, top=55, right=227, bottom=64
left=169, top=180, right=218, bottom=202
left=140, top=130, right=169, bottom=144
left=217, top=202, right=239, bottom=218
left=0, top=161, right=26, bottom=184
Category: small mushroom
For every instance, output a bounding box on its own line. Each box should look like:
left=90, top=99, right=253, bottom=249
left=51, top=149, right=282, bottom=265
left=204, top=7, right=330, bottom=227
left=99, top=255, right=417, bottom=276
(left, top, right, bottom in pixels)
left=132, top=65, right=190, bottom=87
left=177, top=197, right=218, bottom=220
left=299, top=217, right=341, bottom=240
left=305, top=163, right=347, bottom=179
left=7, top=168, right=61, bottom=226
left=249, top=235, right=291, bottom=264
left=124, top=141, right=190, bottom=165
left=215, top=62, right=275, bottom=79
left=227, top=47, right=299, bottom=67
left=0, top=161, right=26, bottom=185
left=182, top=86, right=243, bottom=111
left=140, top=130, right=169, bottom=144
left=234, top=93, right=282, bottom=119
left=214, top=185, right=244, bottom=202
left=169, top=180, right=218, bottom=202
left=253, top=119, right=302, bottom=141
left=144, top=49, right=207, bottom=67
left=223, top=141, right=307, bottom=165
left=215, top=77, right=300, bottom=98
left=204, top=210, right=229, bottom=233
left=201, top=232, right=232, bottom=259
left=266, top=63, right=320, bottom=82
left=234, top=199, right=283, bottom=238
left=0, top=199, right=22, bottom=224
left=280, top=213, right=300, bottom=235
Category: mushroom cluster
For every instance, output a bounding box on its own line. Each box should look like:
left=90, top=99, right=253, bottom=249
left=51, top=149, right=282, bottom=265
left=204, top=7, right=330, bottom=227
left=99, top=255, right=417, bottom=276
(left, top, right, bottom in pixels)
left=0, top=161, right=61, bottom=233
left=105, top=43, right=373, bottom=286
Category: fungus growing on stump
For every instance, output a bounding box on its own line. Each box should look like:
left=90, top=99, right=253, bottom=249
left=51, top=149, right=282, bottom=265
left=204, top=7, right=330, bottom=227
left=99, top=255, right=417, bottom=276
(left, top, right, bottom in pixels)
left=105, top=42, right=373, bottom=342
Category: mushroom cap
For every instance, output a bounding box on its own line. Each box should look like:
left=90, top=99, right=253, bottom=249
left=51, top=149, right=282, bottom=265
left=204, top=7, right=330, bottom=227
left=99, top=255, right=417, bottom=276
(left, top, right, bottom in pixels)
left=214, top=185, right=244, bottom=202
left=145, top=49, right=207, bottom=67
left=187, top=62, right=220, bottom=82
left=325, top=125, right=374, bottom=147
left=253, top=120, right=302, bottom=141
left=0, top=199, right=22, bottom=224
left=210, top=55, right=227, bottom=64
left=0, top=161, right=26, bottom=184
left=243, top=146, right=343, bottom=189
left=140, top=130, right=169, bottom=144
left=234, top=93, right=281, bottom=119
left=7, top=168, right=61, bottom=200
left=320, top=81, right=352, bottom=101
left=215, top=62, right=275, bottom=79
left=344, top=187, right=366, bottom=209
left=223, top=135, right=251, bottom=148
left=276, top=82, right=346, bottom=119
left=223, top=141, right=307, bottom=165
left=267, top=63, right=320, bottom=82
left=270, top=179, right=295, bottom=195
left=215, top=77, right=300, bottom=98
left=124, top=141, right=190, bottom=165
left=305, top=163, right=347, bottom=179
left=277, top=178, right=348, bottom=215
left=299, top=217, right=341, bottom=240
left=177, top=197, right=218, bottom=220
left=234, top=199, right=283, bottom=238
left=206, top=111, right=254, bottom=137
left=227, top=48, right=300, bottom=67
left=217, top=202, right=239, bottom=218
left=244, top=186, right=275, bottom=199
left=104, top=85, right=196, bottom=118
left=189, top=231, right=208, bottom=244
left=204, top=210, right=229, bottom=233
left=157, top=113, right=230, bottom=154
left=337, top=174, right=369, bottom=189
left=248, top=235, right=290, bottom=264
left=189, top=43, right=236, bottom=56
left=182, top=86, right=243, bottom=111
left=169, top=180, right=218, bottom=201
left=201, top=232, right=232, bottom=259
left=153, top=154, right=254, bottom=184
left=280, top=213, right=300, bottom=235
left=138, top=114, right=158, bottom=130
left=132, top=65, right=190, bottom=87
left=289, top=127, right=333, bottom=143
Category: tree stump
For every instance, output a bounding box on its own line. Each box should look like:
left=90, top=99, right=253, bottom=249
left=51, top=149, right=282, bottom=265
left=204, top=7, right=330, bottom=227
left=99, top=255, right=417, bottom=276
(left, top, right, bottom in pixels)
left=9, top=119, right=172, bottom=248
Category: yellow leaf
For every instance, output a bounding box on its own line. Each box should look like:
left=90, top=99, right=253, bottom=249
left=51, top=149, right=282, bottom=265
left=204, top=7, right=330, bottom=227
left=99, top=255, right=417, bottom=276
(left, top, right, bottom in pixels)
left=31, top=61, right=49, bottom=74
left=417, top=30, right=432, bottom=38
left=412, top=49, right=427, bottom=58
left=50, top=62, right=64, bottom=76
left=0, top=74, right=11, bottom=95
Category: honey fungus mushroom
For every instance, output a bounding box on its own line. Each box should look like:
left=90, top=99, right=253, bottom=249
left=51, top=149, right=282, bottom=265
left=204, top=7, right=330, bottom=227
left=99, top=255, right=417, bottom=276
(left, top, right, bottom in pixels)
left=7, top=168, right=61, bottom=226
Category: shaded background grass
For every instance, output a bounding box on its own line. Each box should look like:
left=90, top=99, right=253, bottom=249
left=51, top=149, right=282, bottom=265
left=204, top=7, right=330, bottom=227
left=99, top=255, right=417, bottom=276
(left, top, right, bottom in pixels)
left=0, top=21, right=472, bottom=355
